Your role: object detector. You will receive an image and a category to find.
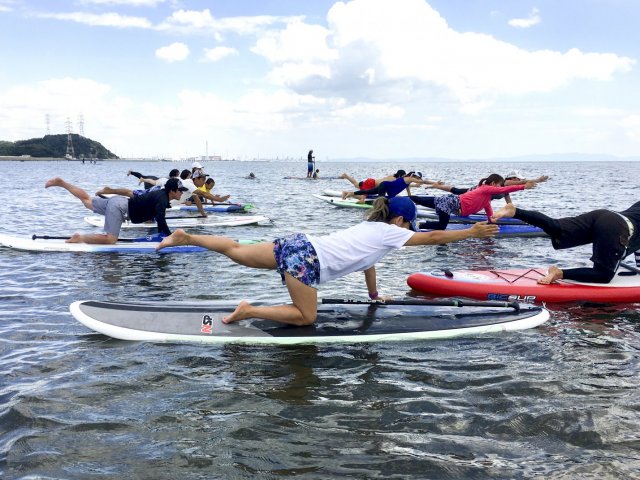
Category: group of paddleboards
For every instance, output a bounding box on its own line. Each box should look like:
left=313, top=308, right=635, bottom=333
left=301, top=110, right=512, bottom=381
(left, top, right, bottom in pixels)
left=314, top=190, right=545, bottom=238
left=5, top=165, right=639, bottom=345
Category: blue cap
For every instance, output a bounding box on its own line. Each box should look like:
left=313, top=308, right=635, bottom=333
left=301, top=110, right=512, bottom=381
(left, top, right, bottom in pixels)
left=388, top=197, right=418, bottom=231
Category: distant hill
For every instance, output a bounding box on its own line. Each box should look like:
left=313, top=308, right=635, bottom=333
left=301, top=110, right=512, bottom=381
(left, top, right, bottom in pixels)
left=0, top=134, right=118, bottom=159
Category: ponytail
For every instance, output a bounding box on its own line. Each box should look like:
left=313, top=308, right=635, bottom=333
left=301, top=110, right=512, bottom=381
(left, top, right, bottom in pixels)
left=479, top=173, right=504, bottom=186
left=367, top=197, right=392, bottom=223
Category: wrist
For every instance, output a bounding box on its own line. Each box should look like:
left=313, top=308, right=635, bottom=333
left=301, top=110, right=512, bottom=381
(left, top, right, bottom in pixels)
left=368, top=291, right=379, bottom=299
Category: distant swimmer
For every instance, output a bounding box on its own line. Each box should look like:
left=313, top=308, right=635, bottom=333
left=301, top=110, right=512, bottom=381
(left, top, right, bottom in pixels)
left=246, top=172, right=256, bottom=179
left=157, top=196, right=498, bottom=325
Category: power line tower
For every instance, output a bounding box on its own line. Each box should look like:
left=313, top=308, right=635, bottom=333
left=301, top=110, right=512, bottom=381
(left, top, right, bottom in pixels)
left=78, top=114, right=85, bottom=137
left=65, top=117, right=75, bottom=160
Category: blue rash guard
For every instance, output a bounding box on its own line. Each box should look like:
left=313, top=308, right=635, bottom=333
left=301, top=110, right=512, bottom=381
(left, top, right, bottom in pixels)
left=354, top=176, right=408, bottom=199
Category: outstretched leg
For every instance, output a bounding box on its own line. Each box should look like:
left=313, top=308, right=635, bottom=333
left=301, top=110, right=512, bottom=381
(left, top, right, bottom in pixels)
left=339, top=172, right=360, bottom=189
left=96, top=186, right=134, bottom=198
left=45, top=177, right=93, bottom=211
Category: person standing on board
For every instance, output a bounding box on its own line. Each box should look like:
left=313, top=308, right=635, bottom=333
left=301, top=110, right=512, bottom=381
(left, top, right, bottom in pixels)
left=157, top=196, right=498, bottom=326
left=491, top=201, right=640, bottom=284
left=307, top=150, right=315, bottom=178
left=45, top=177, right=187, bottom=244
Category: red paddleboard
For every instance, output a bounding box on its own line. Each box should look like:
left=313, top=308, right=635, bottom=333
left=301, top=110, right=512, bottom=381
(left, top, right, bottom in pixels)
left=407, top=267, right=640, bottom=304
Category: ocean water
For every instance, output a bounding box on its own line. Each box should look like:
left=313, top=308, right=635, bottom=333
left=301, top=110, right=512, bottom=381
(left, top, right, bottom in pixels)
left=1, top=159, right=639, bottom=479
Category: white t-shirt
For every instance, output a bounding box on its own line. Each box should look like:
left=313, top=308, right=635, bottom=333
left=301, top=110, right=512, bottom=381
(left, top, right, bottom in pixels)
left=171, top=179, right=198, bottom=206
left=307, top=221, right=414, bottom=284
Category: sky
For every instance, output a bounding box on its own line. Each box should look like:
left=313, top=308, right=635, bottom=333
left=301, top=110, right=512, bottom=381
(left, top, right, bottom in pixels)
left=1, top=0, right=639, bottom=160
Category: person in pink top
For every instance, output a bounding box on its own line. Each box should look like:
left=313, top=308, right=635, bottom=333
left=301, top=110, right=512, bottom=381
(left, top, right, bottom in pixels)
left=410, top=174, right=536, bottom=230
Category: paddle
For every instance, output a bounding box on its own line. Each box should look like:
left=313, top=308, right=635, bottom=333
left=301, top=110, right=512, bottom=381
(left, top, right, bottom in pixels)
left=32, top=234, right=166, bottom=243
left=322, top=297, right=520, bottom=311
left=620, top=262, right=640, bottom=275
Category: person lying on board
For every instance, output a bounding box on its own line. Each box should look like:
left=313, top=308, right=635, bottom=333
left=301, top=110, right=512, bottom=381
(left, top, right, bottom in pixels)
left=127, top=169, right=158, bottom=190
left=198, top=177, right=216, bottom=203
left=45, top=177, right=186, bottom=244
left=491, top=202, right=640, bottom=285
left=426, top=171, right=549, bottom=204
left=339, top=170, right=413, bottom=193
left=410, top=173, right=536, bottom=231
left=156, top=196, right=498, bottom=326
left=97, top=171, right=230, bottom=216
left=342, top=171, right=426, bottom=203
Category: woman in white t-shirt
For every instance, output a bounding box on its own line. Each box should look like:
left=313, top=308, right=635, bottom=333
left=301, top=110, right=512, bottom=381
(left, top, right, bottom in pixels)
left=157, top=197, right=498, bottom=325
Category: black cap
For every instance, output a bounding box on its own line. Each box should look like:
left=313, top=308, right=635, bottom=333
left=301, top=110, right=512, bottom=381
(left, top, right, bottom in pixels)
left=165, top=178, right=188, bottom=192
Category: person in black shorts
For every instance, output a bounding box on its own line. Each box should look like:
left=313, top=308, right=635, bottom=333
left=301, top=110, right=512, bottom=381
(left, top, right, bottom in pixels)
left=492, top=202, right=640, bottom=284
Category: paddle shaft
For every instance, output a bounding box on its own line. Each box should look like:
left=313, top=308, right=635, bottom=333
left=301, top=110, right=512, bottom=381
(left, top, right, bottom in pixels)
left=620, top=262, right=640, bottom=275
left=322, top=297, right=520, bottom=310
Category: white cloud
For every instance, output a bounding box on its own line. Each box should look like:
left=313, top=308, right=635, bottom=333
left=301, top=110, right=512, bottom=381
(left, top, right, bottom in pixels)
left=250, top=0, right=633, bottom=114
left=156, top=8, right=300, bottom=36
left=508, top=7, right=541, bottom=28
left=155, top=42, right=190, bottom=62
left=36, top=11, right=152, bottom=28
left=202, top=46, right=238, bottom=62
left=79, top=0, right=166, bottom=6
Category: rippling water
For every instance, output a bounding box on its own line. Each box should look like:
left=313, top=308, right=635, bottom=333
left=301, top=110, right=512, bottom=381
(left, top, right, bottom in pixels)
left=1, top=159, right=640, bottom=479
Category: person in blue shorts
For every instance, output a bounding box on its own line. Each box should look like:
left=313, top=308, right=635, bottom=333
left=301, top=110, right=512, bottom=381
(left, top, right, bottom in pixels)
left=307, top=149, right=315, bottom=178
left=157, top=196, right=498, bottom=326
left=492, top=202, right=640, bottom=284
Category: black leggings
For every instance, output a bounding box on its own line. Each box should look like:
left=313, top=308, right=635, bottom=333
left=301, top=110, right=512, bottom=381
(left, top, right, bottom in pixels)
left=514, top=208, right=626, bottom=283
left=410, top=196, right=450, bottom=230
left=129, top=171, right=158, bottom=190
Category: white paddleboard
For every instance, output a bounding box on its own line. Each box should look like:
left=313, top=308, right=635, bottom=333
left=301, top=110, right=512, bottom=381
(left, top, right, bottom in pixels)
left=84, top=215, right=269, bottom=229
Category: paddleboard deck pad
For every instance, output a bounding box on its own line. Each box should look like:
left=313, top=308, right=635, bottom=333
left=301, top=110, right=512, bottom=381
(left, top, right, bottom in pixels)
left=419, top=223, right=546, bottom=238
left=0, top=233, right=258, bottom=253
left=84, top=215, right=269, bottom=229
left=168, top=203, right=253, bottom=213
left=407, top=267, right=640, bottom=303
left=313, top=194, right=440, bottom=218
left=69, top=299, right=549, bottom=345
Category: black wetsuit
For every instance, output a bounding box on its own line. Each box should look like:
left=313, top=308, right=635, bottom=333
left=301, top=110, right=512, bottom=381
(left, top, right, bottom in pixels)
left=513, top=201, right=640, bottom=283
left=129, top=171, right=159, bottom=190
left=127, top=189, right=172, bottom=236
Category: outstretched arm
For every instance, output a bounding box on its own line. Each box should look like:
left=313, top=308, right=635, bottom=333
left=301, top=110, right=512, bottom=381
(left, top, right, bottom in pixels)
left=404, top=222, right=498, bottom=246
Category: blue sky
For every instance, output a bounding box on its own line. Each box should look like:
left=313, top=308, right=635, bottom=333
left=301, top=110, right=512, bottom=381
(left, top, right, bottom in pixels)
left=1, top=0, right=638, bottom=160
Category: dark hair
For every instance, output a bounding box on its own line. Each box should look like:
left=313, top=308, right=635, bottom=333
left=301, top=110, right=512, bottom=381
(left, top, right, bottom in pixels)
left=205, top=178, right=214, bottom=185
left=180, top=169, right=191, bottom=180
left=358, top=181, right=364, bottom=188
left=393, top=169, right=406, bottom=178
left=169, top=168, right=180, bottom=177
left=479, top=173, right=504, bottom=186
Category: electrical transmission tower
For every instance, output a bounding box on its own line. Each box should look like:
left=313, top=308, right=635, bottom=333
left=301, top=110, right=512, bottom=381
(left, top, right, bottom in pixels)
left=65, top=117, right=75, bottom=160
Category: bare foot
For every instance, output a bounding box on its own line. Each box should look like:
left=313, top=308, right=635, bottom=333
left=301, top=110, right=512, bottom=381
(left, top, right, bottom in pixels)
left=491, top=203, right=516, bottom=222
left=95, top=186, right=112, bottom=196
left=339, top=172, right=347, bottom=179
left=156, top=229, right=190, bottom=250
left=222, top=300, right=253, bottom=324
left=537, top=265, right=563, bottom=284
left=66, top=233, right=83, bottom=243
left=45, top=177, right=64, bottom=188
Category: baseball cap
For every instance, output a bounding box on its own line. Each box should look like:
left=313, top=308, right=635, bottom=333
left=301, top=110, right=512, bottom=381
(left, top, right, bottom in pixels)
left=192, top=170, right=208, bottom=179
left=388, top=197, right=418, bottom=231
left=505, top=170, right=523, bottom=180
left=192, top=161, right=203, bottom=169
left=165, top=177, right=188, bottom=192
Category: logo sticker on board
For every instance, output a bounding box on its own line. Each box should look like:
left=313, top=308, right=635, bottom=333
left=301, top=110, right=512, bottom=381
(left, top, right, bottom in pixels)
left=201, top=314, right=213, bottom=334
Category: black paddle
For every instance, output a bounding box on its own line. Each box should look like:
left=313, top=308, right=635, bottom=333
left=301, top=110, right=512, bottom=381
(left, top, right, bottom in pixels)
left=32, top=235, right=163, bottom=243
left=620, top=262, right=640, bottom=275
left=322, top=297, right=520, bottom=311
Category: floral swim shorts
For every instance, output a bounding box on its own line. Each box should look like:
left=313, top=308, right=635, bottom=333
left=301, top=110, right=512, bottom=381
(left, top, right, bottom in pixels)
left=273, top=233, right=320, bottom=287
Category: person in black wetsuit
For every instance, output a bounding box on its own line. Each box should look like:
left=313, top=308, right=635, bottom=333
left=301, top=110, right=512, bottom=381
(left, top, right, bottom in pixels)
left=44, top=177, right=186, bottom=244
left=491, top=202, right=640, bottom=284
